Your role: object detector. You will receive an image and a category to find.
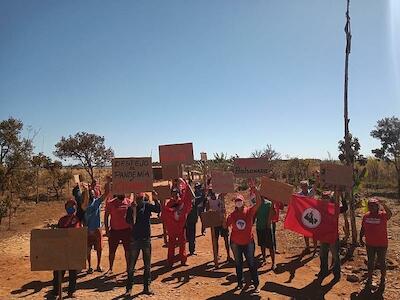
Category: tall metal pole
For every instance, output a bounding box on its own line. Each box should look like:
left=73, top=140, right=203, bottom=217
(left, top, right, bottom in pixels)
left=343, top=0, right=357, bottom=244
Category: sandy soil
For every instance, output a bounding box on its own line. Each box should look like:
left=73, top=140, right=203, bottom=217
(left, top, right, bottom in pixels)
left=0, top=197, right=399, bottom=300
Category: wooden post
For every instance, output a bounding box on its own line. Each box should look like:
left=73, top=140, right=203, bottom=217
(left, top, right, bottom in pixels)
left=210, top=226, right=219, bottom=268
left=58, top=270, right=63, bottom=300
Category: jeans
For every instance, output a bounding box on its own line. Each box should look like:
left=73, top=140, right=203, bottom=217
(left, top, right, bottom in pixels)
left=52, top=270, right=77, bottom=294
left=271, top=222, right=277, bottom=249
left=126, top=239, right=151, bottom=291
left=186, top=222, right=196, bottom=254
left=319, top=239, right=340, bottom=277
left=230, top=240, right=259, bottom=287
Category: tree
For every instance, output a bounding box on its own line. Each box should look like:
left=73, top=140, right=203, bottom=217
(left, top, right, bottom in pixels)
left=32, top=153, right=51, bottom=203
left=43, top=160, right=72, bottom=201
left=0, top=117, right=35, bottom=228
left=210, top=152, right=235, bottom=171
left=54, top=132, right=114, bottom=182
left=338, top=134, right=367, bottom=243
left=370, top=116, right=400, bottom=198
left=251, top=144, right=281, bottom=160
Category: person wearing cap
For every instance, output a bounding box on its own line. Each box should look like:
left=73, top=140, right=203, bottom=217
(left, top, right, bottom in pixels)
left=225, top=186, right=262, bottom=293
left=125, top=192, right=161, bottom=296
left=104, top=192, right=132, bottom=273
left=316, top=190, right=348, bottom=281
left=83, top=177, right=111, bottom=275
left=186, top=182, right=206, bottom=256
left=360, top=198, right=392, bottom=291
left=298, top=180, right=318, bottom=254
left=51, top=199, right=81, bottom=297
left=162, top=178, right=194, bottom=266
left=206, top=187, right=232, bottom=262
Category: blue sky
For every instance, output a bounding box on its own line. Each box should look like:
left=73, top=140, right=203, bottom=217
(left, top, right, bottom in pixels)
left=1, top=0, right=399, bottom=162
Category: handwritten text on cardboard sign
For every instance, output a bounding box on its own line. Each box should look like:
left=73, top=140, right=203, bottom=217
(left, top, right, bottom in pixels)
left=233, top=158, right=270, bottom=178
left=112, top=157, right=153, bottom=193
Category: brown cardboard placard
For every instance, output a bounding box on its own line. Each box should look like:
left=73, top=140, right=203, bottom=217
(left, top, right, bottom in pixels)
left=200, top=211, right=223, bottom=228
left=211, top=170, right=235, bottom=193
left=31, top=227, right=87, bottom=271
left=233, top=158, right=270, bottom=178
left=73, top=174, right=83, bottom=184
left=320, top=163, right=353, bottom=188
left=159, top=142, right=194, bottom=165
left=161, top=164, right=182, bottom=180
left=112, top=157, right=153, bottom=194
left=260, top=177, right=294, bottom=205
left=154, top=184, right=171, bottom=202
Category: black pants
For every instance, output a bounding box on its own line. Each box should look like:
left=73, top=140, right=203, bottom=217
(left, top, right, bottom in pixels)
left=186, top=222, right=196, bottom=254
left=52, top=270, right=77, bottom=294
left=126, top=239, right=151, bottom=291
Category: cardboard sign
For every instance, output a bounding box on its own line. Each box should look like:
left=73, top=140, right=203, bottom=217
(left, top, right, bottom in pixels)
left=161, top=164, right=182, bottom=180
left=159, top=143, right=194, bottom=165
left=112, top=157, right=153, bottom=194
left=200, top=211, right=223, bottom=228
left=31, top=227, right=87, bottom=271
left=211, top=170, right=235, bottom=193
left=154, top=184, right=171, bottom=202
left=320, top=163, right=353, bottom=188
left=200, top=152, right=207, bottom=162
left=260, top=177, right=294, bottom=205
left=73, top=174, right=83, bottom=184
left=233, top=158, right=270, bottom=178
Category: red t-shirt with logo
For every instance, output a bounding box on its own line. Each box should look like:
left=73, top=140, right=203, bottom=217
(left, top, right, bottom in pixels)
left=227, top=206, right=257, bottom=245
left=106, top=198, right=132, bottom=231
left=362, top=211, right=388, bottom=247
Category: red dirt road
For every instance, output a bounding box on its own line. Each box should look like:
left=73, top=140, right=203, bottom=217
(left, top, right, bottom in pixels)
left=0, top=200, right=399, bottom=299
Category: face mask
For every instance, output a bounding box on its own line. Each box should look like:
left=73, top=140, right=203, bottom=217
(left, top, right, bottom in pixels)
left=235, top=201, right=244, bottom=208
left=66, top=207, right=75, bottom=215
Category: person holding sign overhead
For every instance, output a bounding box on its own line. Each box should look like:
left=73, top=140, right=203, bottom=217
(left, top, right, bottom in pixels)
left=83, top=177, right=110, bottom=274
left=125, top=192, right=161, bottom=296
left=104, top=193, right=132, bottom=274
left=162, top=178, right=194, bottom=267
left=225, top=184, right=262, bottom=294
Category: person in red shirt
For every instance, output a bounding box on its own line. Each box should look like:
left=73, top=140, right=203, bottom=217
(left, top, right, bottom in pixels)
left=52, top=199, right=81, bottom=298
left=360, top=198, right=392, bottom=291
left=162, top=178, right=194, bottom=267
left=104, top=194, right=132, bottom=273
left=224, top=185, right=262, bottom=294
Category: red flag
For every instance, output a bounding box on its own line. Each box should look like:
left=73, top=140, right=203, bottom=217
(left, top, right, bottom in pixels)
left=284, top=194, right=339, bottom=243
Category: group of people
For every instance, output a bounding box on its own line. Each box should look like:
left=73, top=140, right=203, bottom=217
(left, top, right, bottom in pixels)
left=52, top=175, right=392, bottom=297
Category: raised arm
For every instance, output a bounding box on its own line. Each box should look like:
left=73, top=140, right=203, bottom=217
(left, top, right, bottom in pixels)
left=381, top=202, right=392, bottom=220
left=98, top=176, right=112, bottom=203
left=252, top=187, right=262, bottom=213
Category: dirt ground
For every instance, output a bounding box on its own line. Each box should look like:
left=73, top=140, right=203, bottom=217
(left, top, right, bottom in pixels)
left=0, top=197, right=399, bottom=300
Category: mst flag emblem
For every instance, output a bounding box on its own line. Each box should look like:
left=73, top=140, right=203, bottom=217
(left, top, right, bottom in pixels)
left=301, top=208, right=321, bottom=229
left=284, top=195, right=339, bottom=243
